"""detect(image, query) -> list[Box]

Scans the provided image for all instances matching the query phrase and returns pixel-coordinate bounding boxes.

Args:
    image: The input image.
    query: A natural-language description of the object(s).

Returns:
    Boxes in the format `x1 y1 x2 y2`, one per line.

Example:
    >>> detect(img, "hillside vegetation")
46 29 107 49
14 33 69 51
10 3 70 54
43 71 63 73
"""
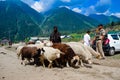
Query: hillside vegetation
0 0 43 41
41 7 100 35
62 23 120 42
0 0 120 42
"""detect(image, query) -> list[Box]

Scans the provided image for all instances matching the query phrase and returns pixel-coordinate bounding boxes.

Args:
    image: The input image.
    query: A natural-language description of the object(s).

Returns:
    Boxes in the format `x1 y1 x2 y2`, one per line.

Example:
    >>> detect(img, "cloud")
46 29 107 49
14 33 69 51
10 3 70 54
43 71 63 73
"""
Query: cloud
59 6 70 9
96 10 110 15
61 0 71 2
31 1 43 12
22 0 85 12
33 0 40 1
31 0 55 12
96 0 111 6
72 8 82 13
21 0 35 5
83 0 111 15
22 0 117 17
111 13 120 18
84 6 96 16
95 0 111 13
0 0 6 1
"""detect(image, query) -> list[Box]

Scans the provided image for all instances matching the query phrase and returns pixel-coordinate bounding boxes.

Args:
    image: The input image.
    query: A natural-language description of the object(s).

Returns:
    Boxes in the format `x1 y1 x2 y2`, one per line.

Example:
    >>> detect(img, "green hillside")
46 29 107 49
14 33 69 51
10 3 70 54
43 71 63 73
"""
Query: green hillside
41 7 100 35
0 1 120 42
89 14 120 25
0 0 43 41
12 0 44 25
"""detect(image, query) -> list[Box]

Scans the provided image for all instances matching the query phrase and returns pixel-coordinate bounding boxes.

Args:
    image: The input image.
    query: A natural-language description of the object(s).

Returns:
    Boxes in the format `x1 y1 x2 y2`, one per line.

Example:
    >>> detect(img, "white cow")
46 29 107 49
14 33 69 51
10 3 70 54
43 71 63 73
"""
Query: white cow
66 42 101 64
16 45 24 59
39 46 64 68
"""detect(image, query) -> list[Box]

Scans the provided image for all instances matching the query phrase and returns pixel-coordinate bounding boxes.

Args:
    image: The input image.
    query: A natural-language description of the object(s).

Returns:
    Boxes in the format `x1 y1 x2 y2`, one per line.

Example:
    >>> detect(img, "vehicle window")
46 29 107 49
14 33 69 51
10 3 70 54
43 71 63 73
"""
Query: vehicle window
111 35 119 40
119 35 120 38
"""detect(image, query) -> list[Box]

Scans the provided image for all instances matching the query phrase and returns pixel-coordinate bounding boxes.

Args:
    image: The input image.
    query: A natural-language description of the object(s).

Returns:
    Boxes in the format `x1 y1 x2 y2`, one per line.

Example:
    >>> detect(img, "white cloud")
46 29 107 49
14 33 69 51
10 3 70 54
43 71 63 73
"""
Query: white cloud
96 10 110 15
96 0 111 6
31 1 43 12
61 0 71 2
21 0 35 5
22 0 113 15
0 0 6 1
111 13 120 18
72 8 82 13
84 0 111 16
30 0 55 12
59 6 70 9
84 6 96 16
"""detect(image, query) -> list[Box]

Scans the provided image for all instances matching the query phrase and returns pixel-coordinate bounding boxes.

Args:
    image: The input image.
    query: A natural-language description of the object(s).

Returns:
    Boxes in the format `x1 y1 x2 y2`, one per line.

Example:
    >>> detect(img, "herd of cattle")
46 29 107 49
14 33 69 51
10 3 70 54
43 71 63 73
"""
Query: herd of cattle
14 40 102 68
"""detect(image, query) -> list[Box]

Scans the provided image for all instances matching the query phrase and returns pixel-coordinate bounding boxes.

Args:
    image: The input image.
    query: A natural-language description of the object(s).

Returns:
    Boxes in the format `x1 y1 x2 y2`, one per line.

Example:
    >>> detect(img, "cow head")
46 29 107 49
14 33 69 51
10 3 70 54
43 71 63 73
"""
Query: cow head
37 48 45 55
71 55 80 68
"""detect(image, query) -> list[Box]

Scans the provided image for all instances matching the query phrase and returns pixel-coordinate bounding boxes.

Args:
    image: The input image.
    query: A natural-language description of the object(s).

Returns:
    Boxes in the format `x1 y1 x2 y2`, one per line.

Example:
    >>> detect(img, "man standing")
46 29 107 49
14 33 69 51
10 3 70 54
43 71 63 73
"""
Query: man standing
50 26 61 43
83 31 91 46
95 24 106 59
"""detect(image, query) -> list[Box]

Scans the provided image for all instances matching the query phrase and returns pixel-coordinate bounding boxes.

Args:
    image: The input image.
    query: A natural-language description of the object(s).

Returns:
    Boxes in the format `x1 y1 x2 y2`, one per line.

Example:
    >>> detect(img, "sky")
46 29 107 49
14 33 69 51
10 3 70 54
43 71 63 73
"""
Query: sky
21 0 120 18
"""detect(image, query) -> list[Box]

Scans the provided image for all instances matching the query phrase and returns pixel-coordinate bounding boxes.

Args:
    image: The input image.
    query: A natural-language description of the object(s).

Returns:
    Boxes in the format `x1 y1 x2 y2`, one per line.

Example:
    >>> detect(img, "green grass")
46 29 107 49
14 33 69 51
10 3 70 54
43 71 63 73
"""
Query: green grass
62 33 84 42
61 32 95 42
108 53 120 59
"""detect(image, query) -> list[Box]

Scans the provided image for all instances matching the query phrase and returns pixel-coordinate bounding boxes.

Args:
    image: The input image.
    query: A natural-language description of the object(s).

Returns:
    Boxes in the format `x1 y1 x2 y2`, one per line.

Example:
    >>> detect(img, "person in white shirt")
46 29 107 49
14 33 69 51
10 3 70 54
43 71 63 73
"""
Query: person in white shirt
83 31 91 46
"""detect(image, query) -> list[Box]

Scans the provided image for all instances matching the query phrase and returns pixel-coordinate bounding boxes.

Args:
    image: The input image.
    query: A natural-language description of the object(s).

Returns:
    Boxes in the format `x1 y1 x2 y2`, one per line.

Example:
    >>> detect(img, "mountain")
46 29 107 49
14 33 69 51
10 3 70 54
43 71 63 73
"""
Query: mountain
0 0 44 41
89 14 120 25
12 0 44 25
41 7 100 35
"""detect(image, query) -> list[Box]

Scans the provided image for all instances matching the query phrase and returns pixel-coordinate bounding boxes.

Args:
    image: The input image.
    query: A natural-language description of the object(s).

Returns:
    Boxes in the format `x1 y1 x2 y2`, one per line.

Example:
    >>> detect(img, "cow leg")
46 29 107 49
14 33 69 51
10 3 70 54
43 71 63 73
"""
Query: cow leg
79 59 84 67
21 60 27 66
21 60 23 65
34 57 40 66
27 58 31 63
48 61 52 68
24 59 28 66
40 57 45 68
21 56 24 65
42 60 45 68
87 60 92 64
56 58 64 68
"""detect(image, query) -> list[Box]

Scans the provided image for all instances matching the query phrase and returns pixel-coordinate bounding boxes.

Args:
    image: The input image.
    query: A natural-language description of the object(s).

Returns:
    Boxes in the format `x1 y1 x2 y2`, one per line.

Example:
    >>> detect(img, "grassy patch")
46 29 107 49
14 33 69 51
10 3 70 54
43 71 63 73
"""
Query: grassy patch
62 32 95 42
107 53 120 59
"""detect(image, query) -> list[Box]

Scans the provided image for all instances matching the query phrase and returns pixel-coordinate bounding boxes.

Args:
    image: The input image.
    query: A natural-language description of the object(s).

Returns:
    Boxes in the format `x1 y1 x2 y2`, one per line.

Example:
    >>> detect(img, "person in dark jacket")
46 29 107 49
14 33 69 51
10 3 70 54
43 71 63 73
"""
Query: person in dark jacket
50 26 61 43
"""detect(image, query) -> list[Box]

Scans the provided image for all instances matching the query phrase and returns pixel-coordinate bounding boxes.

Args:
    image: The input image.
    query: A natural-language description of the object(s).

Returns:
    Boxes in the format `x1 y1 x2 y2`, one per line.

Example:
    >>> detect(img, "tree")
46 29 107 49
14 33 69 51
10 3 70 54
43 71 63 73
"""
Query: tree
111 21 114 29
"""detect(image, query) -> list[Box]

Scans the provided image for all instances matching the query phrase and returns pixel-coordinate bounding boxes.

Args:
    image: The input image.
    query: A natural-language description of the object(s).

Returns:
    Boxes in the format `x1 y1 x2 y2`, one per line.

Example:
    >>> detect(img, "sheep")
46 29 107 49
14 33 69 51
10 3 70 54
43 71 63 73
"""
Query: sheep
35 40 42 44
20 46 43 66
39 46 63 68
66 42 97 64
69 42 101 58
26 43 44 49
16 43 44 59
85 45 101 59
12 42 26 49
16 45 24 59
51 43 80 68
43 40 53 47
66 43 90 65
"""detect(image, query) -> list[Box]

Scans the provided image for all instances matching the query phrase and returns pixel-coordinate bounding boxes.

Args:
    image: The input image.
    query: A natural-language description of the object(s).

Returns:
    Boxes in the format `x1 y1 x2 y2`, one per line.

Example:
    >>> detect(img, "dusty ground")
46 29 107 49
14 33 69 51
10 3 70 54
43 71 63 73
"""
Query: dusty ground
0 46 120 80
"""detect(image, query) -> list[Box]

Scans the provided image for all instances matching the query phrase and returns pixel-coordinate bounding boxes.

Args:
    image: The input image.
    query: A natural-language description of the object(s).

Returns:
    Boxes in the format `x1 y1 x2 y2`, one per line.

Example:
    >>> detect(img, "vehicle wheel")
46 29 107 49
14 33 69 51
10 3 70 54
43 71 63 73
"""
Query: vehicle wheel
109 48 115 56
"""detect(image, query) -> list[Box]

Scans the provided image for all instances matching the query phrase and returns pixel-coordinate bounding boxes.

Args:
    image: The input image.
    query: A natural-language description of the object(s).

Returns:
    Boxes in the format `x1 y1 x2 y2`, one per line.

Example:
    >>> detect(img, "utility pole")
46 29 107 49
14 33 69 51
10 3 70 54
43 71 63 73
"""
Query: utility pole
8 28 11 41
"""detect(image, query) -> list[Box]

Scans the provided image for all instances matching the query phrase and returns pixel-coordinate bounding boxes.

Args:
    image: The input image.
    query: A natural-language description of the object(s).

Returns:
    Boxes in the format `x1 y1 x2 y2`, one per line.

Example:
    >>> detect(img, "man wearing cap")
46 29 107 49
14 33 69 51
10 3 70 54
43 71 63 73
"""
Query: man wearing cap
95 24 106 59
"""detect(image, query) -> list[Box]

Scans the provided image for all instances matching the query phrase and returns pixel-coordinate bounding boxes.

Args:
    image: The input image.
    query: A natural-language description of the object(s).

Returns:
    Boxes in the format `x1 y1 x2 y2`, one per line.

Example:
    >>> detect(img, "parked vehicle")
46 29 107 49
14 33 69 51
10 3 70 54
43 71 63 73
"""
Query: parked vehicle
92 33 120 56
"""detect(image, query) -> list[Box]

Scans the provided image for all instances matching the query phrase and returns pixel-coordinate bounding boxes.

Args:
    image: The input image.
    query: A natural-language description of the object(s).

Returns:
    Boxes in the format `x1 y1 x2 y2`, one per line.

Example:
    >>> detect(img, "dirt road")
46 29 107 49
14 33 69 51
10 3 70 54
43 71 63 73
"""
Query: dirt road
0 46 120 80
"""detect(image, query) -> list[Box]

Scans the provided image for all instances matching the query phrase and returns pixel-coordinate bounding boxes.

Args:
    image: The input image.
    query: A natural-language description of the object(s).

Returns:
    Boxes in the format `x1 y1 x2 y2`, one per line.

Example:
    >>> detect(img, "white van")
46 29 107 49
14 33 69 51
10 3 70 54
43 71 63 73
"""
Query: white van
107 33 120 55
92 33 120 56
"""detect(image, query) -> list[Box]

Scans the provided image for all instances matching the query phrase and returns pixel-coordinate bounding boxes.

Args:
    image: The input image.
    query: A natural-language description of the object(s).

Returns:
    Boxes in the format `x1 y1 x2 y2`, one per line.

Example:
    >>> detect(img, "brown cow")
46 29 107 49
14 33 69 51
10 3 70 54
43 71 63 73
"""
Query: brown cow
20 46 44 66
51 43 79 68
26 41 35 45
